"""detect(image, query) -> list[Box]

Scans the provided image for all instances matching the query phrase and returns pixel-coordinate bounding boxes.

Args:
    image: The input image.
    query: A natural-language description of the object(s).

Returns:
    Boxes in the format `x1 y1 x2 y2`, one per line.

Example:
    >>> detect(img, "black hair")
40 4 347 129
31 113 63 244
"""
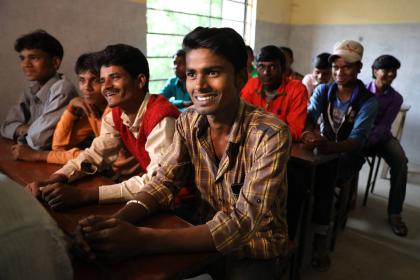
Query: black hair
174 49 186 58
372 55 401 70
74 52 101 75
257 45 286 70
246 45 254 56
313 52 331 69
99 44 149 92
279 46 293 59
182 27 247 73
14 29 63 59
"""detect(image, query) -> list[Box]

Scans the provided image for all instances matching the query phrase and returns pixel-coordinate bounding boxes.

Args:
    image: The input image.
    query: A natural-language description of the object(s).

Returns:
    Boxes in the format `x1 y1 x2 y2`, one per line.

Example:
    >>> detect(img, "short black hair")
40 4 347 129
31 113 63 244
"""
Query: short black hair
182 27 247 73
99 44 149 92
372 55 401 70
257 45 286 70
14 29 63 59
246 45 254 56
279 46 293 59
174 49 186 58
313 52 331 69
75 52 101 75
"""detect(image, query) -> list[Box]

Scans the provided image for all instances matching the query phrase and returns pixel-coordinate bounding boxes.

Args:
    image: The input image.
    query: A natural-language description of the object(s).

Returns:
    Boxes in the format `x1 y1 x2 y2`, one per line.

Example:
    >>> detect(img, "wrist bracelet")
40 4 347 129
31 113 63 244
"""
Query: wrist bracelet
300 130 313 141
126 200 150 215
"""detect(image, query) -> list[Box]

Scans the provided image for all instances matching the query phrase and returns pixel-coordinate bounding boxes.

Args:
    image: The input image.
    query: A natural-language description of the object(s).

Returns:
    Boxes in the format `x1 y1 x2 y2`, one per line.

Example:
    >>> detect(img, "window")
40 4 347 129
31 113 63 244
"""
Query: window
147 0 256 93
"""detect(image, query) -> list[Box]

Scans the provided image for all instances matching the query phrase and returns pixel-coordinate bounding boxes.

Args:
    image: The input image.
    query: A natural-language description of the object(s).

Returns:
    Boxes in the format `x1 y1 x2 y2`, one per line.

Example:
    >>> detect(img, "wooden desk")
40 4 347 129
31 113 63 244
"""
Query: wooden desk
288 143 338 276
0 138 220 279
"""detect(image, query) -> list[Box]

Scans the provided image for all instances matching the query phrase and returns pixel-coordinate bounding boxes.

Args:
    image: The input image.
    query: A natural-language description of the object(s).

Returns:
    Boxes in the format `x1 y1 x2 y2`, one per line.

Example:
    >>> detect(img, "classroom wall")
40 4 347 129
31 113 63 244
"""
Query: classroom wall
254 0 292 51
0 0 146 122
287 0 420 165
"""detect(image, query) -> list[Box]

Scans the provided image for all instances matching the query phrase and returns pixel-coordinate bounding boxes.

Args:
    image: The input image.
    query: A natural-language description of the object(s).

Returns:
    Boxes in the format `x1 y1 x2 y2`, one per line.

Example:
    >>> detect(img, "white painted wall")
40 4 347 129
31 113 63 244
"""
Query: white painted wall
0 0 146 121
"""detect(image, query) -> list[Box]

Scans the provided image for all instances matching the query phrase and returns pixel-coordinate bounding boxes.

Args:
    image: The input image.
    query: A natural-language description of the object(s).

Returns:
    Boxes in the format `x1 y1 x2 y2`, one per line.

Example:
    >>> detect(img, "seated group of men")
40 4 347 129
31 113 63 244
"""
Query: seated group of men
0 27 408 278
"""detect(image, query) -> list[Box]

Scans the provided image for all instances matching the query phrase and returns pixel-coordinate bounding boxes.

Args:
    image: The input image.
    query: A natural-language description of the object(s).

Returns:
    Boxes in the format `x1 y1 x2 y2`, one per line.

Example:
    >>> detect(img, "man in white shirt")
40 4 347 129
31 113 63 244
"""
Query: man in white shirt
26 44 179 210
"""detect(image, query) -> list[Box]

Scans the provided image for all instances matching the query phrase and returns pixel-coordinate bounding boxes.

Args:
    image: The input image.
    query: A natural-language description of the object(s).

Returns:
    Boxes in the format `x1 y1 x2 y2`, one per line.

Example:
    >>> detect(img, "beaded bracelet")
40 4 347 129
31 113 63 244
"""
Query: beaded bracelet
126 200 150 215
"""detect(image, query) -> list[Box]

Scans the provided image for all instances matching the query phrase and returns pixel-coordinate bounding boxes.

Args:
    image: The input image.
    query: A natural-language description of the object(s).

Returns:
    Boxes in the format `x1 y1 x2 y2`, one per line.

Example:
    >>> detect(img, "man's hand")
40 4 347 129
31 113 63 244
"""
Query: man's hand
11 144 48 161
68 96 100 119
40 183 99 210
78 215 143 263
25 173 68 198
301 130 324 150
71 224 97 262
15 124 29 138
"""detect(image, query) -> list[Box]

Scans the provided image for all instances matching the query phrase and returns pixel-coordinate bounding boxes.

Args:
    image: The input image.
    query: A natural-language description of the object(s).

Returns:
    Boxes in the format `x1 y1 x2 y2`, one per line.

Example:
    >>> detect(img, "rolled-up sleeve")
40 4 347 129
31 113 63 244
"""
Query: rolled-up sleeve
98 117 176 203
54 112 122 180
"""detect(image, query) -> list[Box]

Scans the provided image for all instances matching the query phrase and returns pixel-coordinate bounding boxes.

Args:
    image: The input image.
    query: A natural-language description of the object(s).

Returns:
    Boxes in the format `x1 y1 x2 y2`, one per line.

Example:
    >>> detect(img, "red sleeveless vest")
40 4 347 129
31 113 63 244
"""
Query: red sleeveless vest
112 95 180 172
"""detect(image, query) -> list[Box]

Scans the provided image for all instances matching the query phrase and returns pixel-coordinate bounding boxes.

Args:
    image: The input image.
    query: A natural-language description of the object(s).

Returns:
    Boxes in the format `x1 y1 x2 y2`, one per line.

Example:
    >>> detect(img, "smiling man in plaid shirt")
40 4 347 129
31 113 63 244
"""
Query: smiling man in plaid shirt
77 27 291 279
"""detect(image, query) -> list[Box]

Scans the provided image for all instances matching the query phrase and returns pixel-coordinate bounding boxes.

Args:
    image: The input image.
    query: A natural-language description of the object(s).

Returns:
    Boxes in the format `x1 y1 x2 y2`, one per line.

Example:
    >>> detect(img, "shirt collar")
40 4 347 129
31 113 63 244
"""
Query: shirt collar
328 80 360 104
177 78 187 91
260 75 290 99
30 73 61 102
367 80 393 96
195 100 245 143
195 100 245 159
121 93 151 129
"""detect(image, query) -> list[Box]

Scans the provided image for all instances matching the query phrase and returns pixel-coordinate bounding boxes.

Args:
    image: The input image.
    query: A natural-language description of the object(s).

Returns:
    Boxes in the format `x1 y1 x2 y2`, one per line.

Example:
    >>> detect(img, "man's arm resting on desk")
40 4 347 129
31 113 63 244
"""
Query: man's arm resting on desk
15 124 29 139
26 173 68 197
79 216 215 262
40 183 99 210
77 192 215 262
11 144 49 162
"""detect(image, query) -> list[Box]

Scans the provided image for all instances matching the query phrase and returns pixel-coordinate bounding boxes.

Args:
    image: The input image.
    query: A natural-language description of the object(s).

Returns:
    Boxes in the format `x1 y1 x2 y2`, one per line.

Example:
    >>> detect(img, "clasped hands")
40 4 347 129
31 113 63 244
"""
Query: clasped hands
301 131 334 154
72 215 144 263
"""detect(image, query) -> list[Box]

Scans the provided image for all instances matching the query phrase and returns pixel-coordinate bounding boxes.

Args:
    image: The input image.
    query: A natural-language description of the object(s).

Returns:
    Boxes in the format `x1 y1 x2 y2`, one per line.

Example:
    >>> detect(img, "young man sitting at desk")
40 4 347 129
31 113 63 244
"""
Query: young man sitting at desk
241 45 308 141
74 27 291 279
11 52 109 164
0 29 78 150
26 44 180 210
365 55 408 237
301 40 378 271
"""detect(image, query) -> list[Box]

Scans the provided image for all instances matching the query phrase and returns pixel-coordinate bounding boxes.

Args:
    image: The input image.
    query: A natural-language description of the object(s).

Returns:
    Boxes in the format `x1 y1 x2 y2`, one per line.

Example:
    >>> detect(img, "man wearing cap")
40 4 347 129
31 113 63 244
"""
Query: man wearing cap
302 52 332 99
301 40 378 271
365 55 408 237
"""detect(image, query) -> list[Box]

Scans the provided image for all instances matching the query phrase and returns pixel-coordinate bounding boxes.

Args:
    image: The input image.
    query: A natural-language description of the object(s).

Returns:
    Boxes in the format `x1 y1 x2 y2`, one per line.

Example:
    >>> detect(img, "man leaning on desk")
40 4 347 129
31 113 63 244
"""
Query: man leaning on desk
301 40 378 271
73 27 291 280
26 44 179 209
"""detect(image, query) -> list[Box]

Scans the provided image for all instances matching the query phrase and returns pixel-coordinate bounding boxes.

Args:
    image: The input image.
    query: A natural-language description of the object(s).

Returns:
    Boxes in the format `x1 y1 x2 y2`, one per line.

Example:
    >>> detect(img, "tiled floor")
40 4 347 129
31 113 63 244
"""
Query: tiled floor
303 162 420 280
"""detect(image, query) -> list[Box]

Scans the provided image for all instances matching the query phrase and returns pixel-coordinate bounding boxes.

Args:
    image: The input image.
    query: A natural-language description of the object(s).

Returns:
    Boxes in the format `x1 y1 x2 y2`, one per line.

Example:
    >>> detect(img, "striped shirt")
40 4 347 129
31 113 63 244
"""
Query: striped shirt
141 100 291 259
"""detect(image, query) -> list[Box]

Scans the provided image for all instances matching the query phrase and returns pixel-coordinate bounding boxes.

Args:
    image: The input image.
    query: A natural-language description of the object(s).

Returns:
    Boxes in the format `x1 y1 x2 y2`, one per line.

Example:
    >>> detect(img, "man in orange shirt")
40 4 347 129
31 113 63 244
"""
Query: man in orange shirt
11 52 109 164
241 45 308 141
